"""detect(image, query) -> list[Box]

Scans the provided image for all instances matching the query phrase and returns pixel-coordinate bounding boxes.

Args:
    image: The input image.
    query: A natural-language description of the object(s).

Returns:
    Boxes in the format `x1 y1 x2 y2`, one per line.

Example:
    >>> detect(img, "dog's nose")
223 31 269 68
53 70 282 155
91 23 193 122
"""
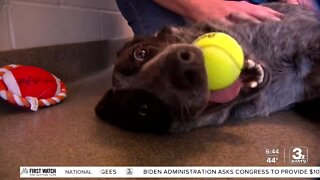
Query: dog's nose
177 49 194 62
168 47 204 89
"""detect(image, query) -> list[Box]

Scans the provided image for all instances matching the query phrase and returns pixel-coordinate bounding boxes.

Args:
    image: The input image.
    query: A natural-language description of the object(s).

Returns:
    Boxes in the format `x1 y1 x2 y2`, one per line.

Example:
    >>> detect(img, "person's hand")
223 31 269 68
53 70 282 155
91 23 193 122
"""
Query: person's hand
154 0 284 26
189 0 283 25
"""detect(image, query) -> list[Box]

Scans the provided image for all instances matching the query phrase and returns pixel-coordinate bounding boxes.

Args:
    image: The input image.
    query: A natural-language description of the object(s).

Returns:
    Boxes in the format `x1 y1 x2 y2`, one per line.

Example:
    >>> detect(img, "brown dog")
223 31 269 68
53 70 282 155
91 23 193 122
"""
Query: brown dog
96 3 320 133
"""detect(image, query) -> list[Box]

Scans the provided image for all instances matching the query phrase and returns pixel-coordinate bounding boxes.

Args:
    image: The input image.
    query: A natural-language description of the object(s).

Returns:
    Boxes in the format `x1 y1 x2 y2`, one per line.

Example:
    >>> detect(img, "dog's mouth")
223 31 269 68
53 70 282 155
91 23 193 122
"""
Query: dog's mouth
206 59 265 106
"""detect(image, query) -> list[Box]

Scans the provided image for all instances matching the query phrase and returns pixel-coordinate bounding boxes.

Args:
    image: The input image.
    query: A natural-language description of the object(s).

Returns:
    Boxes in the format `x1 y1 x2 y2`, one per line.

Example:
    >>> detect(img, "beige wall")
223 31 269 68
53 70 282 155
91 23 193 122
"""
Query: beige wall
0 0 133 51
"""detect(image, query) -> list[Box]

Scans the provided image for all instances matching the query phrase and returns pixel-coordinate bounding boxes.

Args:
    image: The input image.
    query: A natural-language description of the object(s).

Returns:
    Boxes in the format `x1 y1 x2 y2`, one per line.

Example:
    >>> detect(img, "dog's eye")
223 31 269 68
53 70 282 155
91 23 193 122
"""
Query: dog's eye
133 48 147 61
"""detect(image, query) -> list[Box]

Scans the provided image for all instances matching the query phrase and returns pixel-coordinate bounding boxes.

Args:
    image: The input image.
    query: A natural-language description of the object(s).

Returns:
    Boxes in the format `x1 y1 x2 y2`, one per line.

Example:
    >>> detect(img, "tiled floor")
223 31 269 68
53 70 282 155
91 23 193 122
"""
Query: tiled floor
1 67 320 179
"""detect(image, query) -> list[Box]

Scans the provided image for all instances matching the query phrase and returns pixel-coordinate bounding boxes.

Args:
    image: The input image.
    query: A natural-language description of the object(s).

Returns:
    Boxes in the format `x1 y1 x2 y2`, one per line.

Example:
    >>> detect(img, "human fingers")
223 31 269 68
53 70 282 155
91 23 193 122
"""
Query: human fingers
217 17 234 27
228 12 262 24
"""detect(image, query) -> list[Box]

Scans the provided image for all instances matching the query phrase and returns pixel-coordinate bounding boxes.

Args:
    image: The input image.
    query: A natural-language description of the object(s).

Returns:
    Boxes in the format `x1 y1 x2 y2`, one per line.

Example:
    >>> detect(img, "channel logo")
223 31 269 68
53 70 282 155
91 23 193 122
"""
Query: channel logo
289 147 308 164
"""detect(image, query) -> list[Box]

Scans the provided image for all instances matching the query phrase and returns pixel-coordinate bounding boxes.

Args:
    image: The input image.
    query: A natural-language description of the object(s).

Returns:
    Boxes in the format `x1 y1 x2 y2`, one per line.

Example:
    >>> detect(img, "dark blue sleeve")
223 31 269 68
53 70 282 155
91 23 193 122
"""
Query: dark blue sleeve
116 0 187 36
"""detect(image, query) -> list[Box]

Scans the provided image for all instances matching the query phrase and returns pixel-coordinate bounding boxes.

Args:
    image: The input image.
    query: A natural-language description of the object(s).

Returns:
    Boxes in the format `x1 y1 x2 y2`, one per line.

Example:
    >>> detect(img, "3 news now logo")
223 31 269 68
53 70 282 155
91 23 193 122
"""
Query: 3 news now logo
289 147 308 164
20 167 57 177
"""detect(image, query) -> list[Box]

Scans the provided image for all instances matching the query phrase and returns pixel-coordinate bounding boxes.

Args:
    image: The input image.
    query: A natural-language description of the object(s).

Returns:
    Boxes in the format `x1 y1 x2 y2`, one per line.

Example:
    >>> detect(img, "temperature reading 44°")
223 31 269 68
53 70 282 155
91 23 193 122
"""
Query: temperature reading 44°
266 157 279 164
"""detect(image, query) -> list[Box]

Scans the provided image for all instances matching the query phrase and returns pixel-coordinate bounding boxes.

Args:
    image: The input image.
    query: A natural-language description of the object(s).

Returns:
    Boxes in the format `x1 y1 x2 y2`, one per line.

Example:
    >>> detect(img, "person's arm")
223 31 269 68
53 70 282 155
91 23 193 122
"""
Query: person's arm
153 0 283 25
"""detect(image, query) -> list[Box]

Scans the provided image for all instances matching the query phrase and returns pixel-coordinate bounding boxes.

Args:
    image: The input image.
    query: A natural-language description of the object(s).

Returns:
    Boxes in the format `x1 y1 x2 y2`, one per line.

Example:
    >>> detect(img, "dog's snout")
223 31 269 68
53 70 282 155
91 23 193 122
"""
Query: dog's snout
167 46 205 89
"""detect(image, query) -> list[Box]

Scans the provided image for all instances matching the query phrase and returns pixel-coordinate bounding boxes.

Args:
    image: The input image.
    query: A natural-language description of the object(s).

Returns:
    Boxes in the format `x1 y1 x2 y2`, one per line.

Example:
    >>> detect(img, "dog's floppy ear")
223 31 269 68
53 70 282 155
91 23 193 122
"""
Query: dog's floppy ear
95 89 173 133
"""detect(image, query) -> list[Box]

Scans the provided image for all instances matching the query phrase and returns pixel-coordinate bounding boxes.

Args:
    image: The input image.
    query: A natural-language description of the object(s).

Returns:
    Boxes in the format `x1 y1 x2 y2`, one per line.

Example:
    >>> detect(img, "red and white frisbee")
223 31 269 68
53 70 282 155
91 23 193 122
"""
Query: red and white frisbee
0 64 67 111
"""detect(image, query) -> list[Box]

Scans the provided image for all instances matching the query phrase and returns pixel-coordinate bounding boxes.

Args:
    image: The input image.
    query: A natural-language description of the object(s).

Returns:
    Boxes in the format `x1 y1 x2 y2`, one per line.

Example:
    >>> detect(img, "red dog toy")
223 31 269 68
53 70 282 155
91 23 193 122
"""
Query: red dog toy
0 64 67 111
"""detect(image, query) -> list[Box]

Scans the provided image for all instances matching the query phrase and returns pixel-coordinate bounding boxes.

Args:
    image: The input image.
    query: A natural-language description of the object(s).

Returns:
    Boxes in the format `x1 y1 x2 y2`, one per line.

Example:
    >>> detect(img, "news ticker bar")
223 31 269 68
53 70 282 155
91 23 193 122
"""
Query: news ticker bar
20 166 320 178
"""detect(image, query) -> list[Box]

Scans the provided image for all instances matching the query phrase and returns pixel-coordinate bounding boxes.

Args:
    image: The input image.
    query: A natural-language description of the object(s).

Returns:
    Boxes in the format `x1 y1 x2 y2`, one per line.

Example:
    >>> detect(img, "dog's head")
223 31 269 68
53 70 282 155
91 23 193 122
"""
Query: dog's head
96 27 268 133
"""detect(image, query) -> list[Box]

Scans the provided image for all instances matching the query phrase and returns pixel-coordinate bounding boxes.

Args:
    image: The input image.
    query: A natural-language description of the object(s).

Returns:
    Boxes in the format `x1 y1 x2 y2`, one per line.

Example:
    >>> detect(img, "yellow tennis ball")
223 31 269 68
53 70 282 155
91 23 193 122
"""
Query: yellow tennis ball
193 32 244 90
